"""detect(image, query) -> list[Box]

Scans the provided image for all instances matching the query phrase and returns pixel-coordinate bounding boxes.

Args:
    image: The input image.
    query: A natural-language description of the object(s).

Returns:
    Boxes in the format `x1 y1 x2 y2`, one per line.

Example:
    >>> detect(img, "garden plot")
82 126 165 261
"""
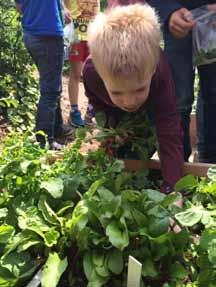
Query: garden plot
0 132 215 287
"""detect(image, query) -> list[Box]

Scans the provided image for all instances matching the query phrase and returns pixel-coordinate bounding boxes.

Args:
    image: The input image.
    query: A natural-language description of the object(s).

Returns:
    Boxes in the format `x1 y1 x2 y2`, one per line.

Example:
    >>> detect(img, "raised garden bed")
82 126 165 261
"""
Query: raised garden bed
0 133 215 287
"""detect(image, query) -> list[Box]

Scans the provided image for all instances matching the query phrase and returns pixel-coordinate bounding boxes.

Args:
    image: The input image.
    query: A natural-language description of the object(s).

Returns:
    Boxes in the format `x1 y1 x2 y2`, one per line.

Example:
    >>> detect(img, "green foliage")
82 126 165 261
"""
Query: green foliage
0 1 38 131
174 174 216 286
0 133 216 286
194 48 216 66
91 111 158 160
41 252 68 287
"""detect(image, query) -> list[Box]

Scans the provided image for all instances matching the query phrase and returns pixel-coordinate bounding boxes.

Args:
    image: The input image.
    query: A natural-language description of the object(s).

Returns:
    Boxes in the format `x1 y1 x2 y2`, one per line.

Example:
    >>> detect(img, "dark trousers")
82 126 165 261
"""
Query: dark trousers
163 32 195 161
24 34 64 145
199 63 216 162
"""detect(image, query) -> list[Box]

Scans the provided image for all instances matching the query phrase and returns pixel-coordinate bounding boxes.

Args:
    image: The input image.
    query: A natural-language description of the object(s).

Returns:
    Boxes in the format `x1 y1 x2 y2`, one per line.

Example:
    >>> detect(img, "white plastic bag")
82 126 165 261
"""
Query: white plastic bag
192 6 216 66
64 22 75 48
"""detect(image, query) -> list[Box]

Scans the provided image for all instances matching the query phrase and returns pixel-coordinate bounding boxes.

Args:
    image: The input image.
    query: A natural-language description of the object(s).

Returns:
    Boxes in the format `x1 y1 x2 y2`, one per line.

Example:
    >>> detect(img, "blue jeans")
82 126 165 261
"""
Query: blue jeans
196 90 204 159
24 34 64 145
164 31 216 162
198 62 216 162
164 32 195 161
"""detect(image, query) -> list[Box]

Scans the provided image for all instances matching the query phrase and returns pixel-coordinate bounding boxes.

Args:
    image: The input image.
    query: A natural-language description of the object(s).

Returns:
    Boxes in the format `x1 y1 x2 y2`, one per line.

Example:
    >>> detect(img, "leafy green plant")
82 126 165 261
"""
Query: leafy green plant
88 111 158 160
174 173 216 286
194 48 216 66
0 0 38 131
0 132 215 287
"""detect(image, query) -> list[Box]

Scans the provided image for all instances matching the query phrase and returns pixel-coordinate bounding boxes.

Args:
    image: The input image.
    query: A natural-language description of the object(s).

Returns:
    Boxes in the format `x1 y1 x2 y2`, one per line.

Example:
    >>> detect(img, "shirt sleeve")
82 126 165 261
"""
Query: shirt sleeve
152 52 184 189
107 0 183 29
107 0 183 28
108 0 145 8
146 0 183 30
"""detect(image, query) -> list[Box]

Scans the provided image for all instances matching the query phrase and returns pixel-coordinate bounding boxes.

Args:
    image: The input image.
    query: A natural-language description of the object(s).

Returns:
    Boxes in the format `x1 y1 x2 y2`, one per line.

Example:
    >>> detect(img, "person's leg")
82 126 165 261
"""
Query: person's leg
68 61 83 106
196 88 205 161
198 62 216 163
163 32 195 161
68 42 85 127
82 43 96 126
24 34 64 147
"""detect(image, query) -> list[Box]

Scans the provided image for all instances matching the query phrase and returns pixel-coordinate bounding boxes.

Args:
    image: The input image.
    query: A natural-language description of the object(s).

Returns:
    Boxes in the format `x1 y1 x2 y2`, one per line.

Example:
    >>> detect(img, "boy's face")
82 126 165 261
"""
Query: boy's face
104 75 153 112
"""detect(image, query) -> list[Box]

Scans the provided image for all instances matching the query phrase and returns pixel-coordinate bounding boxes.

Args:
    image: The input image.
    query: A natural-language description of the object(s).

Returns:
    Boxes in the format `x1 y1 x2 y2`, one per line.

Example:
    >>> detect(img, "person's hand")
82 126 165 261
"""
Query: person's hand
160 181 173 194
208 4 216 12
64 8 72 24
169 8 196 38
173 192 183 208
160 182 183 206
100 136 117 156
169 192 183 233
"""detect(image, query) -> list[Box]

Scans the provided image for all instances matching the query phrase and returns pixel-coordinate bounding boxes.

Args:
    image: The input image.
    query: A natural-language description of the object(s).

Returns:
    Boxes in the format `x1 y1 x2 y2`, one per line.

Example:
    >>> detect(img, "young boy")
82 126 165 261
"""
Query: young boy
83 4 184 193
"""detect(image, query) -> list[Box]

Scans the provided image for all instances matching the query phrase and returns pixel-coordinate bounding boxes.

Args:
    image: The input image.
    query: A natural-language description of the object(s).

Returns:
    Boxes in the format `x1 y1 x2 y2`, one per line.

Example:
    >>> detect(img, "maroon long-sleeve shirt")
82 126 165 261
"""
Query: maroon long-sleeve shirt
83 52 184 190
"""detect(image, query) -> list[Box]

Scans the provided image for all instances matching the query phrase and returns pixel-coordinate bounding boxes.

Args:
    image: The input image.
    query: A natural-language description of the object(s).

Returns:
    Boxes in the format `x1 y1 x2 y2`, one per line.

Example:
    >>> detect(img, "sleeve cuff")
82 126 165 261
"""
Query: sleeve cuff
160 181 173 194
157 2 183 31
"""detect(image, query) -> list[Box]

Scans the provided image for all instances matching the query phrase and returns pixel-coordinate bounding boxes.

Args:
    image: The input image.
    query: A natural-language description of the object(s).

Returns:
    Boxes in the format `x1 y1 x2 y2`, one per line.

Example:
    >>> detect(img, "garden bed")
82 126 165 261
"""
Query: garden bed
124 159 213 177
0 133 215 287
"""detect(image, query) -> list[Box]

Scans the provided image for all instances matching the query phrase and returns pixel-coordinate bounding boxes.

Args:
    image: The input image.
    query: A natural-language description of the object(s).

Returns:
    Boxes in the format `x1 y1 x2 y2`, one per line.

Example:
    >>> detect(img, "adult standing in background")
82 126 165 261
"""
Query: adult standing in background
15 0 73 150
148 0 216 163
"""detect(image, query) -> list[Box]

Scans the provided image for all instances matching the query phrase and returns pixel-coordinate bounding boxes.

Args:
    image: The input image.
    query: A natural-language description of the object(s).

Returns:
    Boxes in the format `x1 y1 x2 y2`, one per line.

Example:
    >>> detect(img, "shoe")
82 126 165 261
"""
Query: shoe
69 110 84 127
55 124 74 138
84 109 96 127
50 141 64 151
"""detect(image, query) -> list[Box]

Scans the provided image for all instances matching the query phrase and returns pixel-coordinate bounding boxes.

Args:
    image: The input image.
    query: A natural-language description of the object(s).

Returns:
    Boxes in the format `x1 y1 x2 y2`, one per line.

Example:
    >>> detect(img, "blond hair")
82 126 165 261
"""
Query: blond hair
87 4 161 82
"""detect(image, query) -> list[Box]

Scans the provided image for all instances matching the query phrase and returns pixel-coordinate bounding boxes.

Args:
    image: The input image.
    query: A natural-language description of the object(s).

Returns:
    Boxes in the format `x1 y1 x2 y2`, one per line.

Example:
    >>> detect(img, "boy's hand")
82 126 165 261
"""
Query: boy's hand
100 136 117 156
169 192 183 234
169 8 195 38
160 181 173 194
160 183 183 207
173 192 183 208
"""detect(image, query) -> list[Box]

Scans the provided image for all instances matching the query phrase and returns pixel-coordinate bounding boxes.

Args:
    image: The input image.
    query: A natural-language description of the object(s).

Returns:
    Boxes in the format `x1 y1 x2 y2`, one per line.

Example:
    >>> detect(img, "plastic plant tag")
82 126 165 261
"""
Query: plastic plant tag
26 268 42 287
192 5 216 66
127 256 142 287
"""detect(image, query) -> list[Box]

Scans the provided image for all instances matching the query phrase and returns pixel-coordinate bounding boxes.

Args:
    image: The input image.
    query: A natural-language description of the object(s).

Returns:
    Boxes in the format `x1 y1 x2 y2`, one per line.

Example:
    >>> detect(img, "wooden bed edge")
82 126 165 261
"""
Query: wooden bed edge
123 159 214 177
46 153 214 177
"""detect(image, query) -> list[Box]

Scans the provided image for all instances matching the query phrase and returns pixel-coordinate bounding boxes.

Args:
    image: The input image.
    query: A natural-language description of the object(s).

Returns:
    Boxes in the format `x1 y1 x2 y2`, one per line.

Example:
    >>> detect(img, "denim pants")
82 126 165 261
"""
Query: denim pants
163 32 195 161
198 62 216 162
24 34 64 145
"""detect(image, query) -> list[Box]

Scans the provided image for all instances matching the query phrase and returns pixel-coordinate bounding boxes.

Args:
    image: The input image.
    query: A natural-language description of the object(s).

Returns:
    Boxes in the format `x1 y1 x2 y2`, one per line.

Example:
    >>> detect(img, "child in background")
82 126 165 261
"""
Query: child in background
83 4 184 193
16 0 73 150
64 0 100 127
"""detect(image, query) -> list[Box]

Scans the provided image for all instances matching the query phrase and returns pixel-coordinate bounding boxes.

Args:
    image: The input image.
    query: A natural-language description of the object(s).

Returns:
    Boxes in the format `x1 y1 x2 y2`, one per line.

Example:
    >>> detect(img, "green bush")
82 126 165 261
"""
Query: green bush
0 0 38 131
